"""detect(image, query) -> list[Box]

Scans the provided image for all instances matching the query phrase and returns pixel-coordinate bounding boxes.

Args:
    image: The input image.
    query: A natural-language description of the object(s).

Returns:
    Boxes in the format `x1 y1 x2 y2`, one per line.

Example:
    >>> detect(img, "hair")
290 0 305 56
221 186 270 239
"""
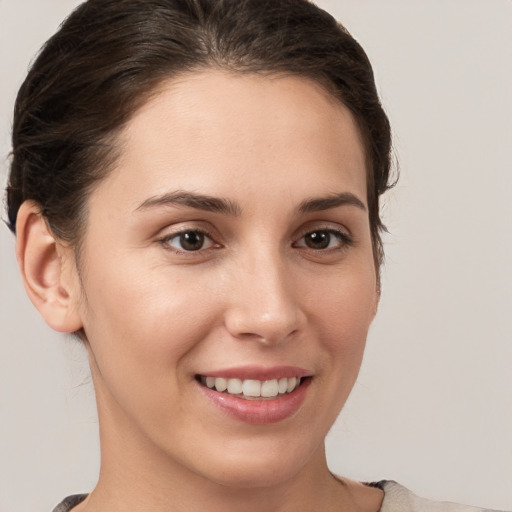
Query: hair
6 0 394 271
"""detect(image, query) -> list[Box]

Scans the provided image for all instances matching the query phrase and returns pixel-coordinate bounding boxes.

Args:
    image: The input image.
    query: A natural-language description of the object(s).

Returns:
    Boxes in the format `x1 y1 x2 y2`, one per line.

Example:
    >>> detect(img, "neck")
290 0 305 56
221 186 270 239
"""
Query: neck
83 428 347 512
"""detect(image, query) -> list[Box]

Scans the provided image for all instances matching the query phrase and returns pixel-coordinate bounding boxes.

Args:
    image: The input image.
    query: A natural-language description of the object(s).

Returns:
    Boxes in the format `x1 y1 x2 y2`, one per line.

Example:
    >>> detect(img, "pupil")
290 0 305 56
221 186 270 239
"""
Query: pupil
306 231 330 249
180 231 204 251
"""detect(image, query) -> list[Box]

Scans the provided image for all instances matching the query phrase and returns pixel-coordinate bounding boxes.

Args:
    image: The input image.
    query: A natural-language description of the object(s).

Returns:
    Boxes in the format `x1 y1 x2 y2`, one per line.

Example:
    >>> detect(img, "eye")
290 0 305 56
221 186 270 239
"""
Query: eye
294 229 352 250
162 230 216 252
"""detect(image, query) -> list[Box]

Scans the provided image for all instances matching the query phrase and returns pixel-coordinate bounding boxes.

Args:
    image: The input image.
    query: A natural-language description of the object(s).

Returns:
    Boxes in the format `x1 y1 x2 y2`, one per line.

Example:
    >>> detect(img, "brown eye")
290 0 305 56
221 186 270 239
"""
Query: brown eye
164 230 214 252
304 231 331 249
295 229 351 250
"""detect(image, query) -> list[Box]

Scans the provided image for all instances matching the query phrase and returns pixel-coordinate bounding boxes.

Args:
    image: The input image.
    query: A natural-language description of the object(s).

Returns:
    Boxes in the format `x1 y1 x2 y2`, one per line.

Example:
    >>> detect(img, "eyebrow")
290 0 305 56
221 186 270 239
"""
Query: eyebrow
298 192 366 213
135 190 366 216
135 190 242 216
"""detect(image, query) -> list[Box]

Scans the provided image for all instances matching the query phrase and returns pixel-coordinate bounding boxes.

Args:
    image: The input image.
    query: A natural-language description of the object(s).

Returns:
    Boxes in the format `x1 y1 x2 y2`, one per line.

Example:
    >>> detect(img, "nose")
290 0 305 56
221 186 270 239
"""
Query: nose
224 250 305 345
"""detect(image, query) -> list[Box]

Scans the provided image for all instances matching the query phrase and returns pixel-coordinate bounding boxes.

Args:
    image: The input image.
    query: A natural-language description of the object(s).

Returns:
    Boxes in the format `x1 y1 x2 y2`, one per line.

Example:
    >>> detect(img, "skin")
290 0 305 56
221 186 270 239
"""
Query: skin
17 71 383 511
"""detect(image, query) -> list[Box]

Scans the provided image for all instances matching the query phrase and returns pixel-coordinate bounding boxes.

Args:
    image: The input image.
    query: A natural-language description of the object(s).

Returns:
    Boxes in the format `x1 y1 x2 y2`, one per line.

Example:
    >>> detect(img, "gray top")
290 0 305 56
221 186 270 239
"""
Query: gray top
52 481 507 512
53 494 87 512
378 481 505 512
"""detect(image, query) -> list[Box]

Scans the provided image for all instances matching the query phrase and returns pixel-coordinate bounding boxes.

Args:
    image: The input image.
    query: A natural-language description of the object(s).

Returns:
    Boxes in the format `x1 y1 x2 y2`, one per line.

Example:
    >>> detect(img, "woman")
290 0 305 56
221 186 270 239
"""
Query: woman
2 1 510 511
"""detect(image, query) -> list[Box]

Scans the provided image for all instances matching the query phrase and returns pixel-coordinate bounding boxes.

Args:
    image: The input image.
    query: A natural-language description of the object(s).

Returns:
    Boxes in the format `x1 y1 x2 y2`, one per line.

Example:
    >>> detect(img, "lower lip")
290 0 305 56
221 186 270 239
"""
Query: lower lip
198 379 311 425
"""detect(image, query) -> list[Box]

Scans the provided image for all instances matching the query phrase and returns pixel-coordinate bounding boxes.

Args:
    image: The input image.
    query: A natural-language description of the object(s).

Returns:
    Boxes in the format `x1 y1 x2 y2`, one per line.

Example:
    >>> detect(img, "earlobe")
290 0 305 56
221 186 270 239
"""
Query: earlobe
15 201 83 333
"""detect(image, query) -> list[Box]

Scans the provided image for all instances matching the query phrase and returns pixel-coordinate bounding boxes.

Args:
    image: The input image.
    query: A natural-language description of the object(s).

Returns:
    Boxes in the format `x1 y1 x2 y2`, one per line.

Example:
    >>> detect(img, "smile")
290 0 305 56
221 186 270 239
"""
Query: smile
198 376 302 399
195 366 312 423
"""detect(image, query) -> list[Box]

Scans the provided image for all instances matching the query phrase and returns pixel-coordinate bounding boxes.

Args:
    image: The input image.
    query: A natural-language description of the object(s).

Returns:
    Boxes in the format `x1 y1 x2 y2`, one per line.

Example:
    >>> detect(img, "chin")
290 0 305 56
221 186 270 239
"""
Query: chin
184 436 318 490
205 460 302 489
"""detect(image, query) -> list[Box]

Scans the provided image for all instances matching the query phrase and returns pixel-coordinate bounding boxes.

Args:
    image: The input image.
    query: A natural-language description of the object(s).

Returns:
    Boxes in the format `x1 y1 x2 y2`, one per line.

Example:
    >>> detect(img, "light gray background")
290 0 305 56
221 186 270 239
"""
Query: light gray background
1 1 511 511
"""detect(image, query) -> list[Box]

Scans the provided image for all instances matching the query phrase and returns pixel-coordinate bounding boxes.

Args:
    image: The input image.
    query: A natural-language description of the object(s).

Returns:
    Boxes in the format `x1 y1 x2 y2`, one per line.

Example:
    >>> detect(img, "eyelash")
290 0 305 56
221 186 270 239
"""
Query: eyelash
158 226 353 255
293 228 354 252
159 228 218 254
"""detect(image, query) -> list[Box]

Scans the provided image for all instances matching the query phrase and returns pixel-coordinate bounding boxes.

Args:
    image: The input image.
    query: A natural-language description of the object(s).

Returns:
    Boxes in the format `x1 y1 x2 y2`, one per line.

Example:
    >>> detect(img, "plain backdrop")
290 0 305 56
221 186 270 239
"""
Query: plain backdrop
1 1 511 511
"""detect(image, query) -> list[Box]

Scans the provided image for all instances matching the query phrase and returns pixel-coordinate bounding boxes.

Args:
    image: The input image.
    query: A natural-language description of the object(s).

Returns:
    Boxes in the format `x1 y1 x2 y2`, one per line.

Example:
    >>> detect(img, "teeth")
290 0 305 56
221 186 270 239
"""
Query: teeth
227 378 242 394
214 377 227 392
203 376 303 398
261 379 279 397
287 377 297 392
278 377 288 394
242 379 261 397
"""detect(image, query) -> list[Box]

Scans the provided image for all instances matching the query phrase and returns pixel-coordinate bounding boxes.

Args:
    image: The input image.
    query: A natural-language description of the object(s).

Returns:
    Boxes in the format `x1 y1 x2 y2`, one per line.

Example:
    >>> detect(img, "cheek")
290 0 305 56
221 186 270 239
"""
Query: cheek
301 260 377 404
304 263 377 343
78 261 229 438
78 256 223 387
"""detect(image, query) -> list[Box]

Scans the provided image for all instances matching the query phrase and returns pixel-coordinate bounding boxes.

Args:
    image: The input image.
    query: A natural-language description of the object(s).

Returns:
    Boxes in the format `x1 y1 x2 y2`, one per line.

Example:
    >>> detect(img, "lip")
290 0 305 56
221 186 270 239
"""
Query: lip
198 365 312 380
196 366 312 425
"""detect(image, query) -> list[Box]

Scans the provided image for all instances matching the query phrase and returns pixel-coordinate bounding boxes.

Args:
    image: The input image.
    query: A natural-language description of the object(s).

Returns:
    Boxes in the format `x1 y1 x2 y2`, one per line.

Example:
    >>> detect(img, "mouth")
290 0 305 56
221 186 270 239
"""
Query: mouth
196 375 308 400
195 366 312 423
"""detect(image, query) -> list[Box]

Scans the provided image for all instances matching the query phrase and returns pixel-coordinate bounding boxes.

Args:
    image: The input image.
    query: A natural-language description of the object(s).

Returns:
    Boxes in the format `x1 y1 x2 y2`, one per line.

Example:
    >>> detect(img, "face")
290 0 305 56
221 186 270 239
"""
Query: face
71 70 378 487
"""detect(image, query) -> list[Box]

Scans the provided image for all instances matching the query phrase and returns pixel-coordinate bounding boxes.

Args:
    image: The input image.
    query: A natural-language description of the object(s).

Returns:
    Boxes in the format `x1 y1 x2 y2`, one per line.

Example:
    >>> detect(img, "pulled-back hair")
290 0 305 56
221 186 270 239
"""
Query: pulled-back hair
6 0 393 268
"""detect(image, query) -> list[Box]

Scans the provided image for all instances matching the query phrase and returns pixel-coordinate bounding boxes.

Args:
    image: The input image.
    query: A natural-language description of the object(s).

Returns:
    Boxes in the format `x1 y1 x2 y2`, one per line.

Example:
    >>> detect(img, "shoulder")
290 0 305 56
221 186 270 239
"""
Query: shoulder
51 483 509 512
376 481 507 512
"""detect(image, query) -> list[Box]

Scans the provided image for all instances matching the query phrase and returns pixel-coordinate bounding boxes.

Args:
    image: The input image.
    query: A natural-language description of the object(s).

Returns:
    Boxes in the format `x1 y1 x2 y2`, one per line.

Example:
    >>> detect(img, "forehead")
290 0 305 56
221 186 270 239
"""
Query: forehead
92 70 367 212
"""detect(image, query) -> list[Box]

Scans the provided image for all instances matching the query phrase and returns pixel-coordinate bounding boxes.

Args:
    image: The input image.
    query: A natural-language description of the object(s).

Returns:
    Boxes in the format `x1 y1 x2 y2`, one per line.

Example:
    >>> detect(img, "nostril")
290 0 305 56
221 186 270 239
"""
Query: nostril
224 306 303 346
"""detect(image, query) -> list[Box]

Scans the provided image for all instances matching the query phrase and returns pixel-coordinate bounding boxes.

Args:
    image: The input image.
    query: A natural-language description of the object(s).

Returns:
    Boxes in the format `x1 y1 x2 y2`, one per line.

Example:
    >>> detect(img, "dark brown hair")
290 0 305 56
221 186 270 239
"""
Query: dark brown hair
6 0 393 268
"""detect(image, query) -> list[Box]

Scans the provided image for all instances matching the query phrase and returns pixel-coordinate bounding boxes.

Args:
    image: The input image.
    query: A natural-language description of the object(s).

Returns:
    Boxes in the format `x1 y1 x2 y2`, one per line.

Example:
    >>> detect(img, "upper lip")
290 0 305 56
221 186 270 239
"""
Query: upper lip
197 365 312 380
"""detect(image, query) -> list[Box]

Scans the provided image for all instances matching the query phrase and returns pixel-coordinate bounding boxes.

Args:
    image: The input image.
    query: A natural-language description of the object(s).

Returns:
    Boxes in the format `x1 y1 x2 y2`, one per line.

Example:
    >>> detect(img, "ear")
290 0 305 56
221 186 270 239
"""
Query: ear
15 201 83 333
